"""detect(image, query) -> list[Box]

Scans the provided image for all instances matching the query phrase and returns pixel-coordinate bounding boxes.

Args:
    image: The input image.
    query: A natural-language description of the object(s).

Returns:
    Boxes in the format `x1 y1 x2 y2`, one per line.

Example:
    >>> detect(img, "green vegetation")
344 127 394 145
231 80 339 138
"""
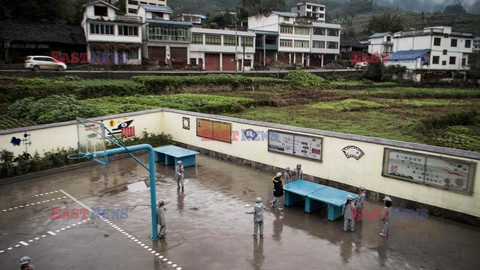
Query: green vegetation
311 99 388 111
8 95 103 124
0 132 172 179
86 94 268 115
285 71 325 88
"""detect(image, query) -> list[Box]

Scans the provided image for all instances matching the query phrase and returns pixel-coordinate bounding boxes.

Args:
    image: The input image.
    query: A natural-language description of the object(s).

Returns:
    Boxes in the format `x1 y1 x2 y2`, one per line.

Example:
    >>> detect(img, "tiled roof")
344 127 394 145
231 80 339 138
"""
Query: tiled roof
386 49 430 61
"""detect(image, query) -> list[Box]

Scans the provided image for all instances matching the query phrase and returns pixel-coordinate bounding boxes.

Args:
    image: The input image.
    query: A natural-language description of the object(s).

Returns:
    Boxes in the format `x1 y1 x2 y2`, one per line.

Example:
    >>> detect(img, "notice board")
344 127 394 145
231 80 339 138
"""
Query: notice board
196 118 232 143
196 118 213 139
268 130 323 161
382 148 476 194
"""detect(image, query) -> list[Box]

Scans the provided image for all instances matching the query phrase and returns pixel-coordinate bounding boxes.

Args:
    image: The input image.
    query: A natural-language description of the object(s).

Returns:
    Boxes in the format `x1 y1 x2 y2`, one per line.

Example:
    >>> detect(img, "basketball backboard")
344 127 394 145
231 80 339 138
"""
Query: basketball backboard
76 118 107 166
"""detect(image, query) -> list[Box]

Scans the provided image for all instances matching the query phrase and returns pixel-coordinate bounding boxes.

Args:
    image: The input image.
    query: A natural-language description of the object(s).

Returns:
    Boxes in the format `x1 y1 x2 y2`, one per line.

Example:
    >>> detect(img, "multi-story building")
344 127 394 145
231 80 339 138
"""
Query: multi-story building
291 1 326 22
367 32 393 55
126 0 167 15
173 14 206 27
248 10 340 67
138 4 192 68
190 28 255 71
383 26 473 70
81 0 143 65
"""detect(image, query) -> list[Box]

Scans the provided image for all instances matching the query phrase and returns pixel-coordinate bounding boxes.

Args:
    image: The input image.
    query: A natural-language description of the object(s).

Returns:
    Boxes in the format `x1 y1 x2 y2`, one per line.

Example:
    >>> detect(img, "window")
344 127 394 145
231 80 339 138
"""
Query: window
94 6 108 16
294 27 309 35
283 17 290 22
312 40 325 48
443 50 448 55
313 28 325 35
434 37 441 46
241 37 254 47
449 56 456 65
465 40 472 48
386 36 391 42
451 39 457 47
205 34 221 45
265 36 276 45
190 58 197 65
442 61 447 65
128 8 137 13
280 26 293 34
128 0 139 4
462 58 466 66
223 36 235 46
192 33 203 44
307 5 311 9
327 29 339 36
90 24 114 35
432 56 440 64
148 25 191 42
129 48 139 60
280 39 292 47
327 41 338 49
294 40 309 48
118 25 138 36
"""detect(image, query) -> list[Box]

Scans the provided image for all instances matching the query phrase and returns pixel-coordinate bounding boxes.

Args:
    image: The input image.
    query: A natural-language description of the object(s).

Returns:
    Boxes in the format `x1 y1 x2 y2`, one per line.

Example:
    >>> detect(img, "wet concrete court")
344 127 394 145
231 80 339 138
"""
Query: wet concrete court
1 154 480 270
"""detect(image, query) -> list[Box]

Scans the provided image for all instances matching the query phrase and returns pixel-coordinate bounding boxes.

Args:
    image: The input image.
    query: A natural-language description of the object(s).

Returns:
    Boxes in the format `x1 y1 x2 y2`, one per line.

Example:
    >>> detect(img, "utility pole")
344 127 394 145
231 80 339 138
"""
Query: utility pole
234 20 238 75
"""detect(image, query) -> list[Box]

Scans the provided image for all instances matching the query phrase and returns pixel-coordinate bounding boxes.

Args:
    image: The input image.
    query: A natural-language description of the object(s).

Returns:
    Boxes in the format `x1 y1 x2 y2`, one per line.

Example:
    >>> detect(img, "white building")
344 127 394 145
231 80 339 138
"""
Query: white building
291 1 326 22
126 0 167 15
367 32 393 55
473 37 480 53
81 0 143 65
190 28 255 71
248 11 340 67
383 26 473 71
173 14 206 26
138 4 192 68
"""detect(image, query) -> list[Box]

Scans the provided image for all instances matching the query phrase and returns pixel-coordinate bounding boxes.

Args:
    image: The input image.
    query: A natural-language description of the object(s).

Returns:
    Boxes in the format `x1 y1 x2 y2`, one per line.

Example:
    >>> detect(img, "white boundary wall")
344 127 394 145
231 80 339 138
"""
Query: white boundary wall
1 108 479 218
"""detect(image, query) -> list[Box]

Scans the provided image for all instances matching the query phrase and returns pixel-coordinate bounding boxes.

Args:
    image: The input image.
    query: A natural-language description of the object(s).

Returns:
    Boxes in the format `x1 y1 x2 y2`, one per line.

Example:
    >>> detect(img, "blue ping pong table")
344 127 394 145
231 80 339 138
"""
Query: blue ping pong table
306 187 358 221
283 180 358 221
153 145 199 167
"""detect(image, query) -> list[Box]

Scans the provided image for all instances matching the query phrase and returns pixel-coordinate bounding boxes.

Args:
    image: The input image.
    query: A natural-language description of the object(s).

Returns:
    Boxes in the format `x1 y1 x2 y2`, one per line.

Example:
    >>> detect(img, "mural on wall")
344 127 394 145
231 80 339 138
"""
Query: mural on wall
268 130 323 161
108 119 135 138
342 145 365 160
10 132 32 159
382 148 476 194
183 117 190 130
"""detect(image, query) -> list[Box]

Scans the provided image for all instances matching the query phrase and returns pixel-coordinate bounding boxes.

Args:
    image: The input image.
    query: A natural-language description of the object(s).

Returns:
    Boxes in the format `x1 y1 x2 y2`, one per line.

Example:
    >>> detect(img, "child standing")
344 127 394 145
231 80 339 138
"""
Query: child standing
176 160 184 189
342 195 355 232
284 166 293 184
246 197 265 238
20 256 36 270
355 186 366 221
269 172 284 211
157 200 167 239
379 196 392 237
293 163 303 181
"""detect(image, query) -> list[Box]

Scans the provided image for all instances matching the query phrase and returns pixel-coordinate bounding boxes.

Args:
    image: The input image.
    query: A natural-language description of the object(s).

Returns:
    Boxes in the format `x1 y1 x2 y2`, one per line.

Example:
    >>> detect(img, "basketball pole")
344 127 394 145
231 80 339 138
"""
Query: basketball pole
87 144 159 240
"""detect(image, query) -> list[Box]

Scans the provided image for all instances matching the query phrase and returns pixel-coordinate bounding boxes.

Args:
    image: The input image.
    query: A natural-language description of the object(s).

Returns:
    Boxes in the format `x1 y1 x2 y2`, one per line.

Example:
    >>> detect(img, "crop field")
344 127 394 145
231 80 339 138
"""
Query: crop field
1 74 479 152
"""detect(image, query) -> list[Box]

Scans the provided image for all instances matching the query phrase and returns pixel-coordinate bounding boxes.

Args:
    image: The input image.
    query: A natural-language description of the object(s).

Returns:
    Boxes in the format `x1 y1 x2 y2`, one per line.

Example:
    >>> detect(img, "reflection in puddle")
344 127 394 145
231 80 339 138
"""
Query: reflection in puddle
127 181 148 192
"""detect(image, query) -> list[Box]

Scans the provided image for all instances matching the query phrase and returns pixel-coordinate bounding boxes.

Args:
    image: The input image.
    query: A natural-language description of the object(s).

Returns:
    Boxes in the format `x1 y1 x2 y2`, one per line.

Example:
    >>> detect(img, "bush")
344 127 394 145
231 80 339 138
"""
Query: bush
364 62 386 82
8 95 104 124
285 70 325 88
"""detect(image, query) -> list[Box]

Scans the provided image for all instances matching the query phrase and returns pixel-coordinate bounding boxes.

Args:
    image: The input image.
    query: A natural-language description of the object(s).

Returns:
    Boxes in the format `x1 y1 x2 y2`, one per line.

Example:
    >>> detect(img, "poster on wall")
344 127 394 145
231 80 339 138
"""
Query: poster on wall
268 130 322 161
268 130 294 155
293 134 322 160
196 118 213 139
382 148 476 194
213 121 232 143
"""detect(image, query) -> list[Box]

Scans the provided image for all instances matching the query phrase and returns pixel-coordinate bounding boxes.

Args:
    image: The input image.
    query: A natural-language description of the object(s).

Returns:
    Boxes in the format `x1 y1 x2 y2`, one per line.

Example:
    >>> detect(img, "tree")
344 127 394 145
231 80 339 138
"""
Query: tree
472 0 480 14
241 0 285 16
444 4 467 14
0 0 77 25
365 13 404 35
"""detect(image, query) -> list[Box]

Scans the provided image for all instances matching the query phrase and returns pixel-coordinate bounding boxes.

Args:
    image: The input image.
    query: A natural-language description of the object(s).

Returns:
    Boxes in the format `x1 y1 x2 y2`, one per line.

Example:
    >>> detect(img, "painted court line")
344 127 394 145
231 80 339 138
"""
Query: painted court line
59 189 182 269
32 190 59 197
1 197 67 213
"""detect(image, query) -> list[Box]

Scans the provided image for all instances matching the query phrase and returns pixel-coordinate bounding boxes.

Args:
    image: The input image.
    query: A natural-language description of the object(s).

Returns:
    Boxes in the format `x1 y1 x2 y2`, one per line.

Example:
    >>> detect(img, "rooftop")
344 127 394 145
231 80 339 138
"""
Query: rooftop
140 4 173 13
369 32 391 39
274 11 298 18
148 19 192 26
0 23 86 45
386 49 431 61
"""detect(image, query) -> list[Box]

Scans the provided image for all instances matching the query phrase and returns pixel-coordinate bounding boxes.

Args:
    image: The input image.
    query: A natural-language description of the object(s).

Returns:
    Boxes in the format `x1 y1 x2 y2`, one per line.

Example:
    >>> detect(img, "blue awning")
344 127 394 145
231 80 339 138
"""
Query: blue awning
141 5 173 13
386 49 430 61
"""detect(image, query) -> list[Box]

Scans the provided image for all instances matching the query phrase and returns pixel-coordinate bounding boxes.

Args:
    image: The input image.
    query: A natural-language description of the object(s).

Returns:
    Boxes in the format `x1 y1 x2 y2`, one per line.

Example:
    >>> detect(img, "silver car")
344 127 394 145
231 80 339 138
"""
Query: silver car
24 56 67 71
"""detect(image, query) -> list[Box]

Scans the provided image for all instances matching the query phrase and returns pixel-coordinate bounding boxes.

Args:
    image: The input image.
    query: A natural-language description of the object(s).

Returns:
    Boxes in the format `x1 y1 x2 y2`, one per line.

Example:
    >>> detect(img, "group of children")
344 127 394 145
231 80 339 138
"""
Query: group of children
342 186 392 237
247 168 392 239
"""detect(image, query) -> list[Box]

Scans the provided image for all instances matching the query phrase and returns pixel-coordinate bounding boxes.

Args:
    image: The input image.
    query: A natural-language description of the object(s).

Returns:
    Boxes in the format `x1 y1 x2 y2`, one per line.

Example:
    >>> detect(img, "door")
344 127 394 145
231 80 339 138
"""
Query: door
148 46 166 63
205 53 220 71
170 47 188 69
222 54 236 71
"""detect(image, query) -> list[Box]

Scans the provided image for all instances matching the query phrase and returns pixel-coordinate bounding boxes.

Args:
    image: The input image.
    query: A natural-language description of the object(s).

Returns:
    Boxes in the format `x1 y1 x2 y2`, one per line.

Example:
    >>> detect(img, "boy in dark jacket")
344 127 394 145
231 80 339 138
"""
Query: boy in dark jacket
269 172 284 211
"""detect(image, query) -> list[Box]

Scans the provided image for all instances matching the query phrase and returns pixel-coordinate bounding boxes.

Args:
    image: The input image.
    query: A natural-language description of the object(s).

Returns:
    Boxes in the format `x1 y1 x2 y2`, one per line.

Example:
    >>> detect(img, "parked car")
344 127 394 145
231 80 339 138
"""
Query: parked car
354 62 368 70
24 56 67 71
